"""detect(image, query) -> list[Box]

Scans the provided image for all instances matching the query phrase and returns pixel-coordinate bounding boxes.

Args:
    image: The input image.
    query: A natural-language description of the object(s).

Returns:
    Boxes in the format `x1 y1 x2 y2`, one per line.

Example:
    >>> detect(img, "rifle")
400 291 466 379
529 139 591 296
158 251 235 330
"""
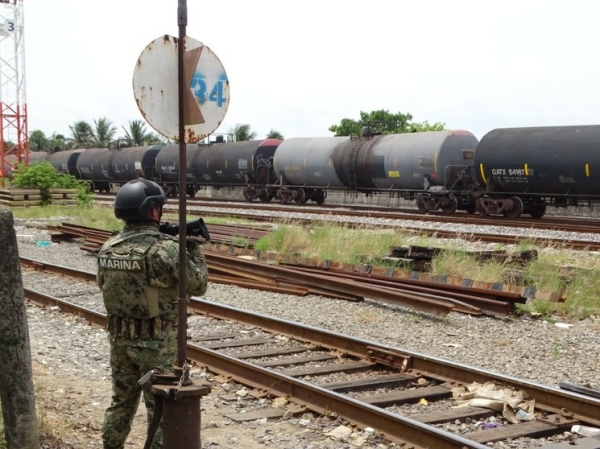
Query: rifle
159 218 211 242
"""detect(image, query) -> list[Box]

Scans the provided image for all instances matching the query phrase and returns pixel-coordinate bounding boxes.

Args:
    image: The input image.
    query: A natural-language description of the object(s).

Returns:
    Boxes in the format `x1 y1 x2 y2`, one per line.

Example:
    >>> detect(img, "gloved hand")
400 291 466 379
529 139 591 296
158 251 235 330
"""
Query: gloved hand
186 238 201 251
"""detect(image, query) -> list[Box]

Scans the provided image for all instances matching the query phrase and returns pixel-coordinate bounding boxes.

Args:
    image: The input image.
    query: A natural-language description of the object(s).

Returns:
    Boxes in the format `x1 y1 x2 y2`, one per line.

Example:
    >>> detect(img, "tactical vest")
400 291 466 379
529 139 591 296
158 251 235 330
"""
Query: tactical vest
98 231 177 322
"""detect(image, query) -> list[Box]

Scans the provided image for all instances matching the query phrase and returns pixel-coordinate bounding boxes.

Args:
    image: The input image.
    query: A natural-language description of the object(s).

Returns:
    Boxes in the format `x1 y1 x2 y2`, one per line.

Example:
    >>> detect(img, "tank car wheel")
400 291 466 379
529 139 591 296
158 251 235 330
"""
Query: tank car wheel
315 195 325 205
416 198 427 213
440 198 458 214
464 202 477 214
502 196 524 218
187 185 197 198
259 192 273 203
166 185 178 198
243 189 254 202
529 202 546 219
294 189 306 204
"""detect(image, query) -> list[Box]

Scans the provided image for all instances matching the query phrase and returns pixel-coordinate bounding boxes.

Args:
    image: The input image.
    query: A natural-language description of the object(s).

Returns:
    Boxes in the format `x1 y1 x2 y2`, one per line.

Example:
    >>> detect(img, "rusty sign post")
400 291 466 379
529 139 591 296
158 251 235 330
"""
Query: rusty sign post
132 2 230 446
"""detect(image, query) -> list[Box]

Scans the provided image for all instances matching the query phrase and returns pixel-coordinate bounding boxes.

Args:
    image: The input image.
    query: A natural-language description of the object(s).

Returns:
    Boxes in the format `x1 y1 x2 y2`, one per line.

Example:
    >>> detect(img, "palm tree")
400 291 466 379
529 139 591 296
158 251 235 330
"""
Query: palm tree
67 120 93 149
48 133 67 153
91 117 117 148
148 132 169 145
121 120 154 146
229 123 257 141
266 129 284 140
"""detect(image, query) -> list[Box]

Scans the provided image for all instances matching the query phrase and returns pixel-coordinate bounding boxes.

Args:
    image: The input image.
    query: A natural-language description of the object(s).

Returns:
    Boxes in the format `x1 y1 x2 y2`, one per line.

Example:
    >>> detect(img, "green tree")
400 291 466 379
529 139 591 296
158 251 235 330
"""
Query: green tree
91 117 117 148
229 123 257 141
67 120 93 149
407 121 446 133
1 140 16 151
29 130 49 152
266 129 284 140
328 109 445 136
48 133 68 154
121 120 155 146
147 132 169 145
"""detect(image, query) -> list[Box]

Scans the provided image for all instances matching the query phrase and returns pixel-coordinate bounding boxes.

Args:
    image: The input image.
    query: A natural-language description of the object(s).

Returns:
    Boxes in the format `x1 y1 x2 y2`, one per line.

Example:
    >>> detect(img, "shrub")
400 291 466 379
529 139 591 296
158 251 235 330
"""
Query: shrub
11 161 93 206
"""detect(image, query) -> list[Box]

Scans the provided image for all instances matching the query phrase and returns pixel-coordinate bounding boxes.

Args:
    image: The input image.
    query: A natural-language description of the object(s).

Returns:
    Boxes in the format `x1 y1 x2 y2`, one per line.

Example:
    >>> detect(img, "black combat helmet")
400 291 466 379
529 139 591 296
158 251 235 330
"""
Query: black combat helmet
114 178 167 221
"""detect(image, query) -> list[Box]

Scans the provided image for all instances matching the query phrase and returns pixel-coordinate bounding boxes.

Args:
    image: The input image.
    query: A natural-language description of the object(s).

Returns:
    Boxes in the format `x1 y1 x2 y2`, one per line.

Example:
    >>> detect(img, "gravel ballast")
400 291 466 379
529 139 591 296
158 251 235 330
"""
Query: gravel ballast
13 221 600 448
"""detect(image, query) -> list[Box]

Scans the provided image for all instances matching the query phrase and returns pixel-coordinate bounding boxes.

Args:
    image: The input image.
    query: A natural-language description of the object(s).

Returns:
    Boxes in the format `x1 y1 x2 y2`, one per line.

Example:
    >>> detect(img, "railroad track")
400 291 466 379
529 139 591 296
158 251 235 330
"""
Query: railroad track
39 225 538 317
91 196 600 252
94 193 600 234
20 260 600 449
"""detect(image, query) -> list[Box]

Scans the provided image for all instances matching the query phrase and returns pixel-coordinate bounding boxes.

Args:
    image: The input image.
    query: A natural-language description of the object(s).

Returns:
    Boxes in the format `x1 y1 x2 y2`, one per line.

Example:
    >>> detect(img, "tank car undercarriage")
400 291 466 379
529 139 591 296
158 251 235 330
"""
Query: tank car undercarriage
243 186 273 203
274 187 326 205
474 196 547 219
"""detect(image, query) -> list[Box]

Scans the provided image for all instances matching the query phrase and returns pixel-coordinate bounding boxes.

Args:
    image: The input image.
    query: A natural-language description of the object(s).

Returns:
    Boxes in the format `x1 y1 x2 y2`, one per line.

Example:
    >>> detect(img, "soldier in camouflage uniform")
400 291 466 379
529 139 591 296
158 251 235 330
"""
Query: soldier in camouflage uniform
97 178 208 449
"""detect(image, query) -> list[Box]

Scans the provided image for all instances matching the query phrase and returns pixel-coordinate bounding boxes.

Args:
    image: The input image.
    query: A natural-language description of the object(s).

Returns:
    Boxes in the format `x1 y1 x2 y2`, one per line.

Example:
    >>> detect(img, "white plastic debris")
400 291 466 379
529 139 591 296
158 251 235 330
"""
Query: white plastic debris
572 425 600 437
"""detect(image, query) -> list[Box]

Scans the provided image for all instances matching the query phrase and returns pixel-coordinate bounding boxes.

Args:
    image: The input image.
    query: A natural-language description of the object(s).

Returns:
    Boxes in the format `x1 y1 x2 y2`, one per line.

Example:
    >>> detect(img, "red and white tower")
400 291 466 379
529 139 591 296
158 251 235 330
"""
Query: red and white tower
0 0 27 183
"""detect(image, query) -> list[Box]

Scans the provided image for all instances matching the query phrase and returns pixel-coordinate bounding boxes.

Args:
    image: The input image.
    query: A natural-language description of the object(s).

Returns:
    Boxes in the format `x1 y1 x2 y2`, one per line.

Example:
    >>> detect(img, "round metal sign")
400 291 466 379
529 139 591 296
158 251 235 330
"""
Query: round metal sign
133 35 230 143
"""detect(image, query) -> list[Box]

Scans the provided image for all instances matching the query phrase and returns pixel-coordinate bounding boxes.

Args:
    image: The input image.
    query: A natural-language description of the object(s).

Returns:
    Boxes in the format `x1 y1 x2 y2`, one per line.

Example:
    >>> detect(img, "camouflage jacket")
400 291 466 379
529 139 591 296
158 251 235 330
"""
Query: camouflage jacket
97 221 208 325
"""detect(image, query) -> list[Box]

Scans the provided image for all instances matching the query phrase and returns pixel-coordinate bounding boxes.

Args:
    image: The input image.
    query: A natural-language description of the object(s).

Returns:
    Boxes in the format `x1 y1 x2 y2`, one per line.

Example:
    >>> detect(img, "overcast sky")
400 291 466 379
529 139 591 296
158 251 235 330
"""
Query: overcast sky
21 0 600 141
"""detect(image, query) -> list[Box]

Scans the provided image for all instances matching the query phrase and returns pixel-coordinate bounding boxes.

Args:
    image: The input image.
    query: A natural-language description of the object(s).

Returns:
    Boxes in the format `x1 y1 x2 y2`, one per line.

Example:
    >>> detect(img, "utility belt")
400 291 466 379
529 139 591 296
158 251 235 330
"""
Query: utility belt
106 315 176 340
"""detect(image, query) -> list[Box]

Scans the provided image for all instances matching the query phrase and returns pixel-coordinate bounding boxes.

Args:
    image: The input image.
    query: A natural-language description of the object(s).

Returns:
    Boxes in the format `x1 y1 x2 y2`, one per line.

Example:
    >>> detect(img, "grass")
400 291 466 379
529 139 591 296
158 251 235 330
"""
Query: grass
8 203 600 320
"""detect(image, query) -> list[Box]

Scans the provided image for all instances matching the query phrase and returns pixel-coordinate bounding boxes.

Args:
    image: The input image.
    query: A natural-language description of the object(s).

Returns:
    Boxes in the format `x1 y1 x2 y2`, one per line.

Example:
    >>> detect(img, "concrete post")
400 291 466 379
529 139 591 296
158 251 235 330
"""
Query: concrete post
0 208 39 448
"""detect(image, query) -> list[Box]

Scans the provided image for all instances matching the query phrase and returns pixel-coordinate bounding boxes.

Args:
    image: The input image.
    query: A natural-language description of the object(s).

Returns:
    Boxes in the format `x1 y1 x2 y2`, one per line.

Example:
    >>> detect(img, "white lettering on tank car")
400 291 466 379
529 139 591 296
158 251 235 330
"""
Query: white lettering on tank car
160 165 176 174
492 168 534 176
559 175 575 183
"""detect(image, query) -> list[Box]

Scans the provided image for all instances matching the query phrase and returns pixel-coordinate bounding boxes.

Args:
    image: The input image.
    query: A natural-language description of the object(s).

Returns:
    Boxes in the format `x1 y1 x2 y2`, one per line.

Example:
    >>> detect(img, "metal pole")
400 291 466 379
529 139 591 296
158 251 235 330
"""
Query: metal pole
176 0 188 370
145 5 211 447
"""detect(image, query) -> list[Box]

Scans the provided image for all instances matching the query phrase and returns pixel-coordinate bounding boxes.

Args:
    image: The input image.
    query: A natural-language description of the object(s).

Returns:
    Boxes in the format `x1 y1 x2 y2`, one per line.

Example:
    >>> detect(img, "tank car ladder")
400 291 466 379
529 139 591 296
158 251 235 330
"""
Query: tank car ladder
346 141 362 191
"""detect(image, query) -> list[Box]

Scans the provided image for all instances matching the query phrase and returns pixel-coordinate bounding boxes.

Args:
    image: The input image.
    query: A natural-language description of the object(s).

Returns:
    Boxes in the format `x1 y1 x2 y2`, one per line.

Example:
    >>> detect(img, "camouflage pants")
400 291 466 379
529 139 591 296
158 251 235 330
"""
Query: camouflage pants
102 332 176 449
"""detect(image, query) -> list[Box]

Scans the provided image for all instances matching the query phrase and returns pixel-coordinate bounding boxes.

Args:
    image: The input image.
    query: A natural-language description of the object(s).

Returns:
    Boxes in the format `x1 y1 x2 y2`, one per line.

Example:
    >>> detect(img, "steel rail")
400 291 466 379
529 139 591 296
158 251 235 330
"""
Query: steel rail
95 193 600 233
185 344 489 449
22 248 460 316
188 300 600 428
19 255 458 314
91 197 600 250
205 252 457 315
22 287 487 449
175 209 600 251
173 198 600 234
20 259 600 426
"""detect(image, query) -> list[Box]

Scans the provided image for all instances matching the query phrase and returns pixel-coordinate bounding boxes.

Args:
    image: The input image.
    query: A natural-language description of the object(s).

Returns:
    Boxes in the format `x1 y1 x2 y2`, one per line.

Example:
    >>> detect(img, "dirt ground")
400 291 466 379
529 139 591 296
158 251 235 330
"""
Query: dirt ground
33 361 308 449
